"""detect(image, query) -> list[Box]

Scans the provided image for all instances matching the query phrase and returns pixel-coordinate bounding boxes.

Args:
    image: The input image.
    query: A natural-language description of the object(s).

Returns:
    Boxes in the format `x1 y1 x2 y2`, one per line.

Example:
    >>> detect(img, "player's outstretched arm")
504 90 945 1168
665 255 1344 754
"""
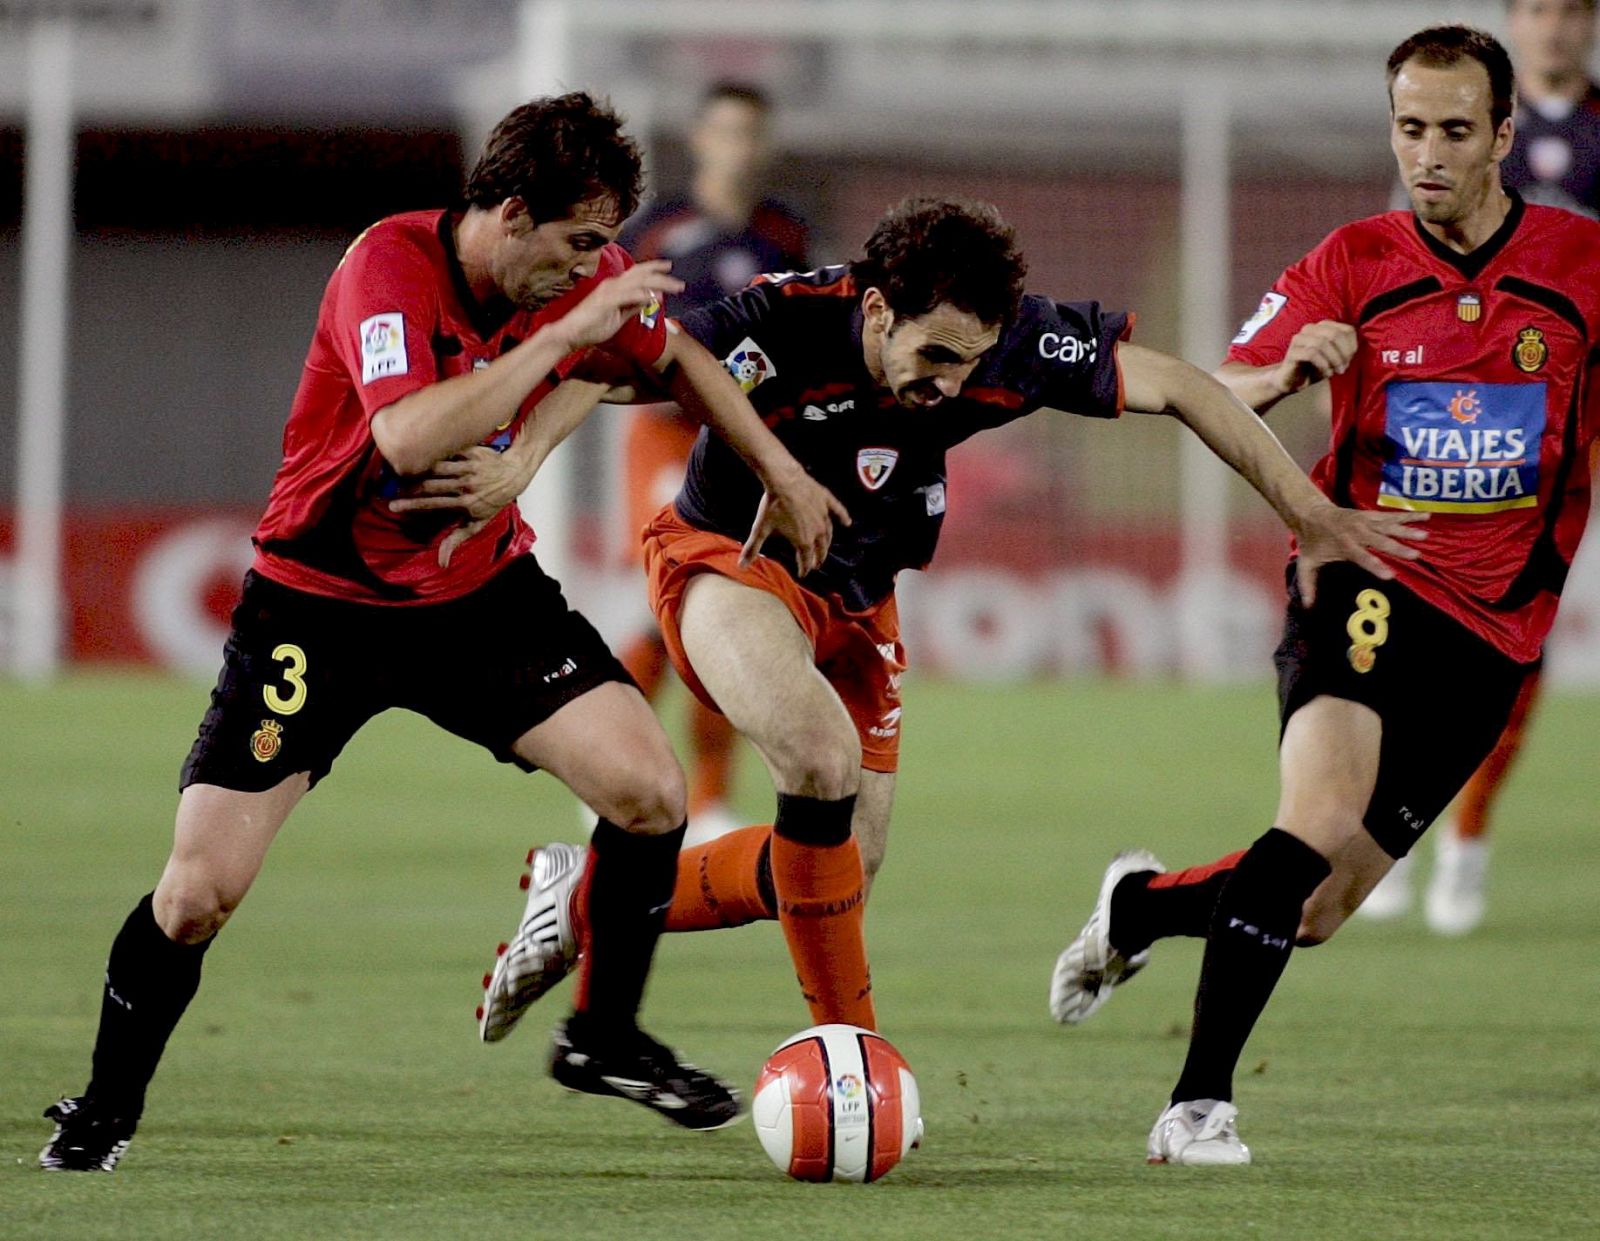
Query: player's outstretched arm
1214 319 1357 415
1119 342 1426 604
653 330 850 576
387 377 614 566
370 261 684 476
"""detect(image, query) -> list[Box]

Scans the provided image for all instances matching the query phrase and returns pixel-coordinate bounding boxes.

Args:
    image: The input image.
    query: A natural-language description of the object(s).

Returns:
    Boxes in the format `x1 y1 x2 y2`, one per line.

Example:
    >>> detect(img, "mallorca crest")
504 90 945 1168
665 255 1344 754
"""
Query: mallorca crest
1513 326 1547 374
857 447 899 491
250 719 284 763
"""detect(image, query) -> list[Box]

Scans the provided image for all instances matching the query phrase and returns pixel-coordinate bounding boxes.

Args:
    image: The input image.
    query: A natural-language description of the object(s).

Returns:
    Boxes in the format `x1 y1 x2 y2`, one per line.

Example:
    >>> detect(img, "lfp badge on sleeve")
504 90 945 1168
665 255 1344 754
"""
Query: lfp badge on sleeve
1378 381 1546 513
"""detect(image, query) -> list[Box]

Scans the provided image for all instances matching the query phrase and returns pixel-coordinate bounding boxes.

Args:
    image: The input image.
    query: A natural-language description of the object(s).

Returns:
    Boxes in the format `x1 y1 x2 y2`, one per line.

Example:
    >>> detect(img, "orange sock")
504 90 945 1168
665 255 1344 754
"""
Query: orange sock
664 825 776 931
770 796 876 1030
687 696 737 815
1454 667 1542 839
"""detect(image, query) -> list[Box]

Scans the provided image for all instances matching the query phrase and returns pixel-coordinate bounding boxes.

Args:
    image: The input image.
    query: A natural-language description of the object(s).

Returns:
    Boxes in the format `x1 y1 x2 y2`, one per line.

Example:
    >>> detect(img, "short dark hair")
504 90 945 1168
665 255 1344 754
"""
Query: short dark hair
463 92 644 224
1387 25 1517 131
700 80 772 115
852 197 1027 328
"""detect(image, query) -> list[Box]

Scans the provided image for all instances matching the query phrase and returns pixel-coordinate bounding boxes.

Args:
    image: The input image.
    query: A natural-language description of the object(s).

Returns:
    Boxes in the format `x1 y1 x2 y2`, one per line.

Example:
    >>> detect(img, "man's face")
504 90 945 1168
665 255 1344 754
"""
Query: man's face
690 97 771 183
493 196 624 310
866 295 1001 410
1390 58 1515 227
1506 0 1596 86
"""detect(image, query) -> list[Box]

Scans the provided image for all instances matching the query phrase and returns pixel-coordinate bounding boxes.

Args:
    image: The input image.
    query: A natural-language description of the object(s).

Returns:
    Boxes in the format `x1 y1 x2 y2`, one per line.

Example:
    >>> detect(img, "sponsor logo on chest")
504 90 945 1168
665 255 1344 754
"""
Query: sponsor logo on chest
1379 381 1546 513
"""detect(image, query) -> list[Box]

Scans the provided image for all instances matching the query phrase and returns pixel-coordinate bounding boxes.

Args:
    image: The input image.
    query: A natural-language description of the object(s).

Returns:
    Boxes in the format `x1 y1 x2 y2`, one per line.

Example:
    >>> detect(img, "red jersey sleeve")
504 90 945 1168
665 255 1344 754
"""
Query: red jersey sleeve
1225 231 1353 368
593 244 669 367
329 226 443 417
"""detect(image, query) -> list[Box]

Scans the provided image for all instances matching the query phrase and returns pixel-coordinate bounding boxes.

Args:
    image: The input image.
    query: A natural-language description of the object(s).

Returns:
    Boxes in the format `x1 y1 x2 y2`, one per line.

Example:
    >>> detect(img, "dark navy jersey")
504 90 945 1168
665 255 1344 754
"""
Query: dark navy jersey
622 197 809 313
1500 85 1600 218
674 265 1131 611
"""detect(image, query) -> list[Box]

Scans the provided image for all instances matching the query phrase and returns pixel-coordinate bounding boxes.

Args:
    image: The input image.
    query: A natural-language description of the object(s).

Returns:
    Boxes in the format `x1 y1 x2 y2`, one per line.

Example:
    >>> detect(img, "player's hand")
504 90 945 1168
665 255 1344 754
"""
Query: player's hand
739 471 852 576
436 515 492 568
1274 320 1357 397
556 261 685 353
1293 501 1428 605
388 446 526 522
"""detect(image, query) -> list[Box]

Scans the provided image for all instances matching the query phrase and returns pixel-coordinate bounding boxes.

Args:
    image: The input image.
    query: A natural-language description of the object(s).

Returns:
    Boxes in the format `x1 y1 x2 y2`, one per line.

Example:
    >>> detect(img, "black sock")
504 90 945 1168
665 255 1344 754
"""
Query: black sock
772 792 856 846
574 819 686 1038
85 893 214 1119
1110 859 1241 957
1170 829 1330 1105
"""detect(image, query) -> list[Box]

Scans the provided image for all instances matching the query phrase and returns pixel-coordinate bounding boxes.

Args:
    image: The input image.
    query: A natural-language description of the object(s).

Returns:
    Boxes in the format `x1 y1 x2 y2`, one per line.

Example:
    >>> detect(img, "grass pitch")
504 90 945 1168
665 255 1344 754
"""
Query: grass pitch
2 672 1597 1239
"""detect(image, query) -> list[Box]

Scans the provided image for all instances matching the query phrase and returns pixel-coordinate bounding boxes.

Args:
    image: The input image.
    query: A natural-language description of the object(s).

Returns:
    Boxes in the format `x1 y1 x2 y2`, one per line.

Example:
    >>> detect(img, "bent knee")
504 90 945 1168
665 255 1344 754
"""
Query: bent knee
769 733 862 801
153 877 243 943
591 763 687 834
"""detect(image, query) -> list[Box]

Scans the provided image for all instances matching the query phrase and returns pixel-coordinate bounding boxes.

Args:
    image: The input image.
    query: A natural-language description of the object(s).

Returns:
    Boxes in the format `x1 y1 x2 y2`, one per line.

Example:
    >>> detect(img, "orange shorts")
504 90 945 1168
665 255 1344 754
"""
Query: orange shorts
625 406 701 561
643 505 907 774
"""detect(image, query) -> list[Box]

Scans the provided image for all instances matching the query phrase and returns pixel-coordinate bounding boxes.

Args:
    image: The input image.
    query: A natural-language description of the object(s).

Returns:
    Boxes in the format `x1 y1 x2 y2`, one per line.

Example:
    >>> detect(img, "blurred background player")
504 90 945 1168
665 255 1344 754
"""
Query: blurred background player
614 81 811 843
1363 0 1599 932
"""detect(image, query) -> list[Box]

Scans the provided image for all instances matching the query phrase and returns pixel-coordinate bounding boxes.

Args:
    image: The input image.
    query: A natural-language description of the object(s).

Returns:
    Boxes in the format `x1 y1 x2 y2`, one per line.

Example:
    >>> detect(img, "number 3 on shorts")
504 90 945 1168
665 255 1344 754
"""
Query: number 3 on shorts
264 643 309 715
1345 589 1390 674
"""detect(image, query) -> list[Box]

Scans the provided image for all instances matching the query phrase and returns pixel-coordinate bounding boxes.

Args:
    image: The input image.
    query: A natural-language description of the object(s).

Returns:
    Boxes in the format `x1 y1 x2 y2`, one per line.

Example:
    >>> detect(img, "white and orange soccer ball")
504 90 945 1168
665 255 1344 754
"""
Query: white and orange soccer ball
752 1024 922 1183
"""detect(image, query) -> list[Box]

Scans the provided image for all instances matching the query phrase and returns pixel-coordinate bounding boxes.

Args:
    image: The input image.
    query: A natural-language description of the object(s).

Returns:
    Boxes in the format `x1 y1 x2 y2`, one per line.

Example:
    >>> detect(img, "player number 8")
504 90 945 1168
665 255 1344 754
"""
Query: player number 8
1344 589 1390 674
264 643 309 715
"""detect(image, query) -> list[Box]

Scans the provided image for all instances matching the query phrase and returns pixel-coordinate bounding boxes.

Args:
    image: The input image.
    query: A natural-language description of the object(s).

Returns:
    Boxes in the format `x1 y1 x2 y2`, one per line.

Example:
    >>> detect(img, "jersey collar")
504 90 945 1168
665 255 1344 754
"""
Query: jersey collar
1411 189 1525 282
437 209 516 340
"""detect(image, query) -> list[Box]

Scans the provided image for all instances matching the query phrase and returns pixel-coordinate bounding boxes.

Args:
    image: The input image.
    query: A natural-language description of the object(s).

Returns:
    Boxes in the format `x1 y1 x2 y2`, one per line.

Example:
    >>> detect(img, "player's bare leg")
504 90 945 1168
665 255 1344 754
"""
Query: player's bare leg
506 680 741 1129
678 572 877 1029
42 777 308 1171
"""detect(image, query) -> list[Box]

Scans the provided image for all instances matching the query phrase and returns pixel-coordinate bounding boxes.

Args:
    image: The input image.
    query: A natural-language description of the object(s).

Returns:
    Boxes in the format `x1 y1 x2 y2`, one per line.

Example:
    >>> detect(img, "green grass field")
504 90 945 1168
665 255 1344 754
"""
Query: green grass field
3 672 1597 1239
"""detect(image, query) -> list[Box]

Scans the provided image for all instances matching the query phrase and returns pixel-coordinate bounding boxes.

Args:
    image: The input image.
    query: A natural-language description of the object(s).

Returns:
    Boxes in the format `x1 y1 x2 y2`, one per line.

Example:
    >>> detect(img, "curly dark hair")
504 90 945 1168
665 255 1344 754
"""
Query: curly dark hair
852 197 1026 328
1387 26 1516 131
463 92 644 224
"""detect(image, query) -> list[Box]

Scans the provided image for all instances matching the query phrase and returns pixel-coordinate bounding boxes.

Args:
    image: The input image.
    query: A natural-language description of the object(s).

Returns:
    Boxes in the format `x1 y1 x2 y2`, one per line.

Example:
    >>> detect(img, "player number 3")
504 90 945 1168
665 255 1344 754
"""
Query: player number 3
1345 589 1390 674
264 643 309 715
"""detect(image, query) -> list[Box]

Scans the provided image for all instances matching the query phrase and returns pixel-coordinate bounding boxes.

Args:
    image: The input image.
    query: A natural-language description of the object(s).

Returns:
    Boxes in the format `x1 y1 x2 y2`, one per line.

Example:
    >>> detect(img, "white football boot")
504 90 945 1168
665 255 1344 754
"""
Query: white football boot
478 842 586 1043
1354 851 1415 921
1049 849 1165 1025
1425 829 1489 936
1146 1099 1252 1166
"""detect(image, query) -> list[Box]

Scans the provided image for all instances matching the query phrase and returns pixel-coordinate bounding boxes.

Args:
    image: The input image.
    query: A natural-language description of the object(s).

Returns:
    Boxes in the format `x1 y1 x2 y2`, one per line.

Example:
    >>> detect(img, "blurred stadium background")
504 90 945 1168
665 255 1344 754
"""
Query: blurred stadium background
8 0 1600 688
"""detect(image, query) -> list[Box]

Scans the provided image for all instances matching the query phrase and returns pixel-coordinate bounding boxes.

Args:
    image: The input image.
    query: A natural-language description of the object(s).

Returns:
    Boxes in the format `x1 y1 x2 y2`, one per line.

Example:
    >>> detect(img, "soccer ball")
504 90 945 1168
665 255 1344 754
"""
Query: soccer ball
752 1023 922 1183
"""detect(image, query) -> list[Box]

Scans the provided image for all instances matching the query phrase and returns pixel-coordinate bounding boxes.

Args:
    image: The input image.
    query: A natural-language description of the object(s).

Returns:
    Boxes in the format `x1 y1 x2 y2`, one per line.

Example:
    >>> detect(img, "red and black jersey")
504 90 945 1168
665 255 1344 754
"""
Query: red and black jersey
252 211 666 605
674 265 1131 612
1229 194 1600 662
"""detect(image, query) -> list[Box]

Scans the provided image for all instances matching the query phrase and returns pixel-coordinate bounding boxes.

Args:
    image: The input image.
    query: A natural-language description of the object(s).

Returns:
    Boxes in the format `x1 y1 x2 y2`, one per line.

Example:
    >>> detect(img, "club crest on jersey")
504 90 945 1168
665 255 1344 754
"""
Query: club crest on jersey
638 295 662 330
857 447 899 491
723 337 776 393
1379 381 1546 513
1456 292 1482 323
250 719 284 763
1513 326 1548 374
359 312 407 383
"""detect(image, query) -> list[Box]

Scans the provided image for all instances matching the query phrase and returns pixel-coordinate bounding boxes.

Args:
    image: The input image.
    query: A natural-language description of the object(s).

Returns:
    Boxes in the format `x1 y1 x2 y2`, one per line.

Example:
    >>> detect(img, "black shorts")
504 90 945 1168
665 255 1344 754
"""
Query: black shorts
1273 562 1533 859
181 557 634 793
